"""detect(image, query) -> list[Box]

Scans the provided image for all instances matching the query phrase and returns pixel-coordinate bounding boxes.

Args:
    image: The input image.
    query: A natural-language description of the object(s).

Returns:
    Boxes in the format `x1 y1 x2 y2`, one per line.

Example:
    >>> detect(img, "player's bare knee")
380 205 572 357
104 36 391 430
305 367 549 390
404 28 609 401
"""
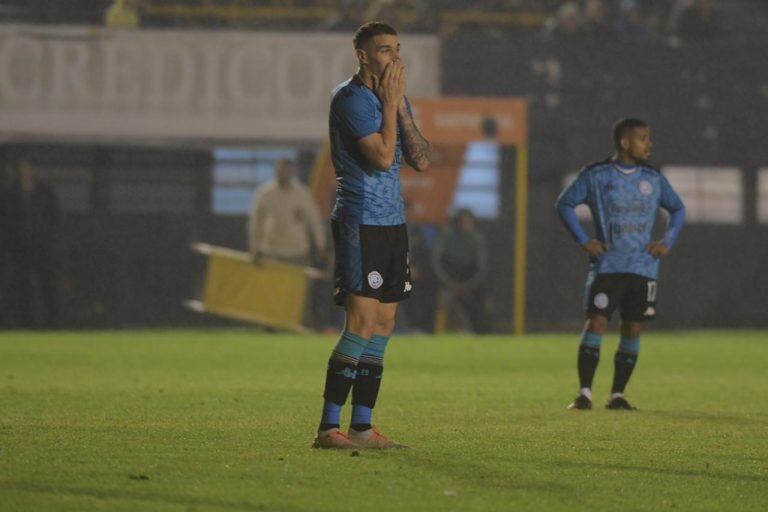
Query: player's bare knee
585 315 608 334
373 302 397 337
621 321 642 338
375 316 396 337
346 311 378 339
347 320 377 340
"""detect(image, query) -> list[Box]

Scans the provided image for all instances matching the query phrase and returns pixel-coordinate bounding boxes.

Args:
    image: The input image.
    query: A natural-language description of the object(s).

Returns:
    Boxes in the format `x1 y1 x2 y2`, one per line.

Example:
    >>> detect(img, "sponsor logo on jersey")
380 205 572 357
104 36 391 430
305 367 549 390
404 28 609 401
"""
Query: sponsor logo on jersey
639 180 653 195
609 202 646 215
610 222 646 236
368 271 383 289
594 293 609 309
644 306 656 316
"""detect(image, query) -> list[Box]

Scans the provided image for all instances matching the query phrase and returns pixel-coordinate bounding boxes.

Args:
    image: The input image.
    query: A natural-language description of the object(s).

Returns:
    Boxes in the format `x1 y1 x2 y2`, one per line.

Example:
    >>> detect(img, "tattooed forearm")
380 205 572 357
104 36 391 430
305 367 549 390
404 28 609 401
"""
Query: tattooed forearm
399 104 431 171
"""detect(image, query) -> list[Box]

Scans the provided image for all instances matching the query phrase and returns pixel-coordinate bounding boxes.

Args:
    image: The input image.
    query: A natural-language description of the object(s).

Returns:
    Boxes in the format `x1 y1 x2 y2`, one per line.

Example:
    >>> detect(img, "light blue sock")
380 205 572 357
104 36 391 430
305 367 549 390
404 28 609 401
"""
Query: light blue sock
350 405 372 426
321 400 342 427
331 331 370 363
613 336 641 394
351 334 389 429
359 334 389 365
320 331 371 429
580 331 603 348
618 336 640 354
578 331 603 390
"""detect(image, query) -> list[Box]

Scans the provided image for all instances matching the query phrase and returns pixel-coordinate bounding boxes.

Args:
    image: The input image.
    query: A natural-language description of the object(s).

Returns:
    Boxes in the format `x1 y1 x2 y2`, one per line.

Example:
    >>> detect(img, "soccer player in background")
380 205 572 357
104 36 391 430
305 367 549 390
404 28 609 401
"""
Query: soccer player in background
313 22 431 448
555 118 685 410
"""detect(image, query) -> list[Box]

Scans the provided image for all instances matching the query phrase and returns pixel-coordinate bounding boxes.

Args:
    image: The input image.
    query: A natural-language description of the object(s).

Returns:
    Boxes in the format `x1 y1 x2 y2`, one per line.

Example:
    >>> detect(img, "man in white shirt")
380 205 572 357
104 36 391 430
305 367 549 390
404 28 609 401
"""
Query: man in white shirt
247 158 326 266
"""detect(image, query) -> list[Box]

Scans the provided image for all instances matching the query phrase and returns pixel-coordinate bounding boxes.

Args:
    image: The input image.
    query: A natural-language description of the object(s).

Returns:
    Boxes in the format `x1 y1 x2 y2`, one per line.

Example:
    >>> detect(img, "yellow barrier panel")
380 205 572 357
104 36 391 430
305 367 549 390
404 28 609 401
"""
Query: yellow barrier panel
189 244 318 333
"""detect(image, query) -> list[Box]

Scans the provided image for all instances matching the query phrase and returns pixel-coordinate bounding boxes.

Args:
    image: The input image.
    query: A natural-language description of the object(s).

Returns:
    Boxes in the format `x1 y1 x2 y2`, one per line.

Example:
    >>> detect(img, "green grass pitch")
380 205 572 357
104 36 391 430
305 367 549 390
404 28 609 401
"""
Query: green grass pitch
1 330 767 511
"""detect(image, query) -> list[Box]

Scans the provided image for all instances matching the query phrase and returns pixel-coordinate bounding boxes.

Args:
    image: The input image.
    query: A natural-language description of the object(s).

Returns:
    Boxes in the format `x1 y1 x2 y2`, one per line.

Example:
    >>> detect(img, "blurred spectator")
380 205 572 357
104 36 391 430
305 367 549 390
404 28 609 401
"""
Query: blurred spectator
615 0 651 43
542 2 584 40
675 0 719 39
247 158 326 267
583 0 614 39
433 209 488 333
3 159 60 329
105 0 141 29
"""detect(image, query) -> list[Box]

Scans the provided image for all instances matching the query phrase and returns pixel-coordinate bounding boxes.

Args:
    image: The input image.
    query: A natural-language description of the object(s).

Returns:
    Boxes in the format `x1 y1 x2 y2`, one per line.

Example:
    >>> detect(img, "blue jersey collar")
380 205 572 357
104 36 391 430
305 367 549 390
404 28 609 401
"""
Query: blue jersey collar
612 158 638 175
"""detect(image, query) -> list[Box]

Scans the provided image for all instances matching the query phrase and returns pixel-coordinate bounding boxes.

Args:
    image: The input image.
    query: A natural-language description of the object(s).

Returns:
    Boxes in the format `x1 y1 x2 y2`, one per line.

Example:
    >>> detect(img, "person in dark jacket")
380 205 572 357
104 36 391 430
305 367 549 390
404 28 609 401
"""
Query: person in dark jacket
432 209 488 333
3 159 60 328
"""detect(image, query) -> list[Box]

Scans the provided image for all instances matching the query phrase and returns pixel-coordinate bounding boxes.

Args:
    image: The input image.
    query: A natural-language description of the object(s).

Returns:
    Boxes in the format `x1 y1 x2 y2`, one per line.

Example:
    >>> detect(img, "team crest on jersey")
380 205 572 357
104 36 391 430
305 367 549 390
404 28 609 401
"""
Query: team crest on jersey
368 271 383 289
639 180 653 195
593 293 609 309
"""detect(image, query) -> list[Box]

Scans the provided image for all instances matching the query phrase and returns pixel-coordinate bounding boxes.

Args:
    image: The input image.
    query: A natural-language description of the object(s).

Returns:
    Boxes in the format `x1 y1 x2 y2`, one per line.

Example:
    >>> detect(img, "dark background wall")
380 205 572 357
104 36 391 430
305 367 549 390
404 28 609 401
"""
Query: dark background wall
447 35 768 330
2 36 767 331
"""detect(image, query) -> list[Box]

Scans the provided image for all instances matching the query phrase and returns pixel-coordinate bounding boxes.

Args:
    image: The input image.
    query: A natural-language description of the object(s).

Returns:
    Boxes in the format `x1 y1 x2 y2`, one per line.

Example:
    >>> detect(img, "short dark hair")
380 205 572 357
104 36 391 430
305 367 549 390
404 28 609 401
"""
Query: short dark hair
612 118 648 150
353 22 397 49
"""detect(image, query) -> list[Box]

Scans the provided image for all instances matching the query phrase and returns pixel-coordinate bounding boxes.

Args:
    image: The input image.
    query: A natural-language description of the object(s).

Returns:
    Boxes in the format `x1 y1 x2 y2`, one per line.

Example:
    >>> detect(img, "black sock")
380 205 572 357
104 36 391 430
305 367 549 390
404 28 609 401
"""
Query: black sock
350 362 383 431
577 344 601 390
319 359 357 430
611 351 638 394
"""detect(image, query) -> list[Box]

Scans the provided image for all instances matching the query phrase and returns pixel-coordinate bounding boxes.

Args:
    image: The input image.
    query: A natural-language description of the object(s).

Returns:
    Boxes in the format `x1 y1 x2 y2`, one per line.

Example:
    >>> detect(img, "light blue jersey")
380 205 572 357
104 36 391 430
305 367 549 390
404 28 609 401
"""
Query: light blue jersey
555 158 686 280
329 76 406 226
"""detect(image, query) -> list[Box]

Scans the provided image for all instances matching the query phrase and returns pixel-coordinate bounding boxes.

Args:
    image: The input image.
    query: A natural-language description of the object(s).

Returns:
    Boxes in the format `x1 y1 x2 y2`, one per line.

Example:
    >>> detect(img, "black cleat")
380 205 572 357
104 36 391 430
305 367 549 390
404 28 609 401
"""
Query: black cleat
567 394 593 410
606 396 637 410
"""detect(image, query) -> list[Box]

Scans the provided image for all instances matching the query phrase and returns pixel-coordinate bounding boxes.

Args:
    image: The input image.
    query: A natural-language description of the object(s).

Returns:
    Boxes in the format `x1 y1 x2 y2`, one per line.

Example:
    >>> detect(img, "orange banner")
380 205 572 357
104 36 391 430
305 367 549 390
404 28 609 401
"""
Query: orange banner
410 97 528 146
401 145 464 223
312 97 528 224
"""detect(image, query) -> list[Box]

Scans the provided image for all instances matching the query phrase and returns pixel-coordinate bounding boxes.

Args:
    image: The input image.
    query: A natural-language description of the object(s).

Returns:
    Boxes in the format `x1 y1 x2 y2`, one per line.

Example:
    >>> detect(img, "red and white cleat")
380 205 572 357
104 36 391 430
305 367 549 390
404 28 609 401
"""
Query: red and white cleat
312 428 358 449
348 426 407 449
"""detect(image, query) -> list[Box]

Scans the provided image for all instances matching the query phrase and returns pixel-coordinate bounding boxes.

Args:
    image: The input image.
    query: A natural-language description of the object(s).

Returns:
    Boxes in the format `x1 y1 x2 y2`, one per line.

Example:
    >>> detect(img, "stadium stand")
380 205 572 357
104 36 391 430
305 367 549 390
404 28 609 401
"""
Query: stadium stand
0 1 764 39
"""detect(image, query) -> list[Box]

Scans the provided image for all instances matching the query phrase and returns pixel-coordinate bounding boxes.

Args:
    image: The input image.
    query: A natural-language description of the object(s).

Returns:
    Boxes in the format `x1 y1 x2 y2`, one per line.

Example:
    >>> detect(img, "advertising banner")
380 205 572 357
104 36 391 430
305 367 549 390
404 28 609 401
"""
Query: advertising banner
0 25 440 142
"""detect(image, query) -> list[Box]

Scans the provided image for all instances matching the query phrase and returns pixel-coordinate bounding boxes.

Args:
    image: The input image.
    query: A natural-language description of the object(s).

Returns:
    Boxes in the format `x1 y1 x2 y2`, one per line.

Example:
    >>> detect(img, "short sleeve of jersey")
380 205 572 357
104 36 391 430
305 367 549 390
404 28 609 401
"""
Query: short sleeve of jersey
332 88 379 141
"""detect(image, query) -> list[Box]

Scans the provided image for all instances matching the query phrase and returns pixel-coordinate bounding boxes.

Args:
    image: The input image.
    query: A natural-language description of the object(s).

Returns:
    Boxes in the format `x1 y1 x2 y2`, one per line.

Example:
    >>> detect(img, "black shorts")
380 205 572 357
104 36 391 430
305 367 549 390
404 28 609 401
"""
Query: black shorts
331 221 412 306
584 272 657 322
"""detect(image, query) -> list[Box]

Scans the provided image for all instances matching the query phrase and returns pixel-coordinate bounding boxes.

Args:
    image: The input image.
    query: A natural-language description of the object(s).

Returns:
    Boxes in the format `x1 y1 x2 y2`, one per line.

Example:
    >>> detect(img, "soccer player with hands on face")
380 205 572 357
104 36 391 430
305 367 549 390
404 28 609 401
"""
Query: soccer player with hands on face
556 118 685 411
313 22 430 449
